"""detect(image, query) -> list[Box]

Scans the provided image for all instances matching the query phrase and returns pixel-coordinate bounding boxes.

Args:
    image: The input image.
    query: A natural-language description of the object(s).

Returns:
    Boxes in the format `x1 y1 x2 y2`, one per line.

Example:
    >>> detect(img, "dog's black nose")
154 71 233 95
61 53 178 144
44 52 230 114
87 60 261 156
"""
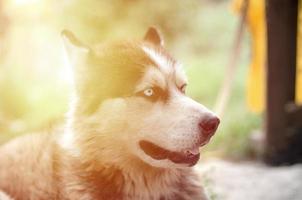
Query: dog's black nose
199 116 220 137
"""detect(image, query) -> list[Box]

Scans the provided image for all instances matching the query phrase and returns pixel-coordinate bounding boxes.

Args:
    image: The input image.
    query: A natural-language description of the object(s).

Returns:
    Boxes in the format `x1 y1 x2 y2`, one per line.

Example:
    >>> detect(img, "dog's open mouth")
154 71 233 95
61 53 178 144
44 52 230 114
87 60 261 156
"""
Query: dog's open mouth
139 140 200 166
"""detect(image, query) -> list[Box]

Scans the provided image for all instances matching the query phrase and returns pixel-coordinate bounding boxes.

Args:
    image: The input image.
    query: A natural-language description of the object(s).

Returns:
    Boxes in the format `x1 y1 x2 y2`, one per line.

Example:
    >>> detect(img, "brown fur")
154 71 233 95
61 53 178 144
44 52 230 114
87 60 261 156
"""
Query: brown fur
0 132 207 200
0 28 210 200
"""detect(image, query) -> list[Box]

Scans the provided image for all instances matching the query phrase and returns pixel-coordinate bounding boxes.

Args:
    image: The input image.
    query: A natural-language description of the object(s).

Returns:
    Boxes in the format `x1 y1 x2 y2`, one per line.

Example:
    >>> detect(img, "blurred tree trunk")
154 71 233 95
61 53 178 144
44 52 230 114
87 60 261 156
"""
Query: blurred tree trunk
265 0 301 165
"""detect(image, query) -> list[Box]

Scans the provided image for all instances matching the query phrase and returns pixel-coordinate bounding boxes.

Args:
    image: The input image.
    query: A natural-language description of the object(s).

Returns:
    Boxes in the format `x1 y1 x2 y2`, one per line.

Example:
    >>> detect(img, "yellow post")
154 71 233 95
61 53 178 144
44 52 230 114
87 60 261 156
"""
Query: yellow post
232 0 266 112
233 0 302 111
297 1 302 104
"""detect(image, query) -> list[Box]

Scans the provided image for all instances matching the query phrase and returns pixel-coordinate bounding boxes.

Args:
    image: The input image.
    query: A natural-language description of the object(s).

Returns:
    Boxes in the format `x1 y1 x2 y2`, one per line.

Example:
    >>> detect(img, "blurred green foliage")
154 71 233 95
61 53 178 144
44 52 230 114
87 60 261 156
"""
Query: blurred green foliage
0 0 261 159
63 0 203 46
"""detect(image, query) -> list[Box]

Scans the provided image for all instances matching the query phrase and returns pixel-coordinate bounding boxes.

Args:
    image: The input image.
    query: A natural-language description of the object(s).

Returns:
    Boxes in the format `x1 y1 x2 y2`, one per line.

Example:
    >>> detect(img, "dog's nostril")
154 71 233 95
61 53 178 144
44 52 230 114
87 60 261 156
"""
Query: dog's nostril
199 117 220 135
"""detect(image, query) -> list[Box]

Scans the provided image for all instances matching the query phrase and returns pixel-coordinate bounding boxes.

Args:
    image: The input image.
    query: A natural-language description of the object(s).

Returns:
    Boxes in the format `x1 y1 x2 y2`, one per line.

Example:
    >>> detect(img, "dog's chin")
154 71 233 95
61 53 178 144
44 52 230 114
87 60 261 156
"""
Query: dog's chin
138 140 200 167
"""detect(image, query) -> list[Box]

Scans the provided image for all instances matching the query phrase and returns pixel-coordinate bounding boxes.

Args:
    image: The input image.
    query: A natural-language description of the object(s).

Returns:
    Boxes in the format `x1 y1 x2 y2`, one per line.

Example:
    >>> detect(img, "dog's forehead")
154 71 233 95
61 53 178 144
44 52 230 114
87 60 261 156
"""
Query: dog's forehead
94 41 186 85
140 44 187 87
141 45 176 74
94 41 153 67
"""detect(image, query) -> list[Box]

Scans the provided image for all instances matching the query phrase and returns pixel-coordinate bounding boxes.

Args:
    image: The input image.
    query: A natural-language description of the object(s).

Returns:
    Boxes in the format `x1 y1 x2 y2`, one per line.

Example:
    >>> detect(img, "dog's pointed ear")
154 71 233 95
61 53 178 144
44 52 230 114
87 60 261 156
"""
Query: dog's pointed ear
144 26 164 46
61 29 90 67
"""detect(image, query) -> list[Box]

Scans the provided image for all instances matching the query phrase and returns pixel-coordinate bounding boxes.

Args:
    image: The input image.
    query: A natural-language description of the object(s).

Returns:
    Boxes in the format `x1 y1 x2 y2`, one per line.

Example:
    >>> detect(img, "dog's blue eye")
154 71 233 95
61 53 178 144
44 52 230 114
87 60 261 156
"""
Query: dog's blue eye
143 88 154 97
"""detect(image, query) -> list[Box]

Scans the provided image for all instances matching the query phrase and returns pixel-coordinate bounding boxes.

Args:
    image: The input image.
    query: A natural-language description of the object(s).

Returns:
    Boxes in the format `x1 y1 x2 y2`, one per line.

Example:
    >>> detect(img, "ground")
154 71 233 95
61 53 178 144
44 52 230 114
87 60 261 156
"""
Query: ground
197 159 302 200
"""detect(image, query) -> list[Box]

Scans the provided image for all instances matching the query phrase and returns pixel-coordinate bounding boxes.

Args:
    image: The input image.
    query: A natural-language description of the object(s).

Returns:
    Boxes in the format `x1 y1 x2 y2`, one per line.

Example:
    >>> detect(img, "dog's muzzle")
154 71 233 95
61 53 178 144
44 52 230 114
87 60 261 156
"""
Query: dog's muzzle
139 116 220 166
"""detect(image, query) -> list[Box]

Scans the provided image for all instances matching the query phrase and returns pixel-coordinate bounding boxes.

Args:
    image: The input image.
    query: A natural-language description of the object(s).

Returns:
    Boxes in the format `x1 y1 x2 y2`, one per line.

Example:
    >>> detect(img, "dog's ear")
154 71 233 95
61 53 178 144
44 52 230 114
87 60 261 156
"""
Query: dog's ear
61 29 90 68
144 26 164 46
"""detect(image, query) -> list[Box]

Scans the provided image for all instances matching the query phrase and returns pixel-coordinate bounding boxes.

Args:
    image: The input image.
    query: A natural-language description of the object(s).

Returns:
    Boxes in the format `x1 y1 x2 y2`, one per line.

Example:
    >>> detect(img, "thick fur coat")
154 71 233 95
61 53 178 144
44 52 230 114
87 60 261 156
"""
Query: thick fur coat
0 27 219 200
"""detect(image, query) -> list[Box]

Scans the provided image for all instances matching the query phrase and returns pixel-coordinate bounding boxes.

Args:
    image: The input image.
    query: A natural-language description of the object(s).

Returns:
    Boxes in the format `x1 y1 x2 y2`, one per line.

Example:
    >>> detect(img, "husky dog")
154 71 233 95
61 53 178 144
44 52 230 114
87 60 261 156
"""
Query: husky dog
0 27 219 200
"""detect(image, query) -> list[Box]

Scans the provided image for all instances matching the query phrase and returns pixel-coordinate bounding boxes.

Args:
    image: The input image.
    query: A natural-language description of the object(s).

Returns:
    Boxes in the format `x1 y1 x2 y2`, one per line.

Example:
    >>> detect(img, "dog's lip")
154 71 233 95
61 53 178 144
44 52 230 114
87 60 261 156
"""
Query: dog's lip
199 138 211 147
184 147 200 155
139 140 201 166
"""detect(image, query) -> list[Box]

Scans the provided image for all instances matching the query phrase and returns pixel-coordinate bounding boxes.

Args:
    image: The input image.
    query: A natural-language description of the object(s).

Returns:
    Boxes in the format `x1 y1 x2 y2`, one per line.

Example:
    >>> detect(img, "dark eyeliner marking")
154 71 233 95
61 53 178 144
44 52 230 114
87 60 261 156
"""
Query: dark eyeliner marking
179 83 187 94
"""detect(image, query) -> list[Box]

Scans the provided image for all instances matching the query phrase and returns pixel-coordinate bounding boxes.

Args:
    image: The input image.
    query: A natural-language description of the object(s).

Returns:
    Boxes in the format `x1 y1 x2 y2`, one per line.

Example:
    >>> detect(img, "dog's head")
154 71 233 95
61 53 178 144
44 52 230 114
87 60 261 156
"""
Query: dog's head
62 27 219 168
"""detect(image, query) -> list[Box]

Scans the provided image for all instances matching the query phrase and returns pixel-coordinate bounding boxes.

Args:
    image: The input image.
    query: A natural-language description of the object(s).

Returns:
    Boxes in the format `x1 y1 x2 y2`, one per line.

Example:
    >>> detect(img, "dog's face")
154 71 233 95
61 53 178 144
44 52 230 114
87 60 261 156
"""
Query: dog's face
62 27 219 168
